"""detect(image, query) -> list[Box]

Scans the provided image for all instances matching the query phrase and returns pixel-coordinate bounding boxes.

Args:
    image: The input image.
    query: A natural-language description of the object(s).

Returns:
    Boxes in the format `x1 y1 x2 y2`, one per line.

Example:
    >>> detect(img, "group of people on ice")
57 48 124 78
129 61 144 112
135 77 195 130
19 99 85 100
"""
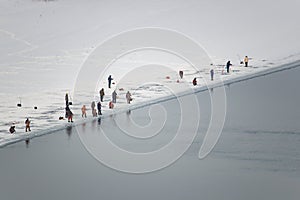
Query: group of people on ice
64 75 133 122
10 56 250 132
192 56 249 86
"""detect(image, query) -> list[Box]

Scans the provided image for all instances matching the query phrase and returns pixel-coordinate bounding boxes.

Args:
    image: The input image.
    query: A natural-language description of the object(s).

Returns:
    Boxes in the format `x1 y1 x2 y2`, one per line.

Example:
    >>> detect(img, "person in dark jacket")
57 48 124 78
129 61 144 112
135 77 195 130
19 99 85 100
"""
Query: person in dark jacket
65 93 69 106
226 61 232 73
108 75 113 88
210 69 214 81
192 78 197 86
179 70 183 79
99 88 105 102
97 101 102 115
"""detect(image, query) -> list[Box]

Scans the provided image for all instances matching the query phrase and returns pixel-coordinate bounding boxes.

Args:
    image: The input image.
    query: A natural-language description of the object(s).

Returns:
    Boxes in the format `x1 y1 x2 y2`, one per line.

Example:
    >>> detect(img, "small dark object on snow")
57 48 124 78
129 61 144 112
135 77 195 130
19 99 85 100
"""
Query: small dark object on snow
9 125 16 134
17 103 22 107
34 106 37 109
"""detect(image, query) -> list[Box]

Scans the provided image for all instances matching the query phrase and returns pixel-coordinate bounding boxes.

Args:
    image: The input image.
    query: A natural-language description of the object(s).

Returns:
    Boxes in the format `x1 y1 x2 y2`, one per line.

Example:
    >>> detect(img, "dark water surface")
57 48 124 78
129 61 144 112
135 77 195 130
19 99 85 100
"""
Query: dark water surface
1 65 300 200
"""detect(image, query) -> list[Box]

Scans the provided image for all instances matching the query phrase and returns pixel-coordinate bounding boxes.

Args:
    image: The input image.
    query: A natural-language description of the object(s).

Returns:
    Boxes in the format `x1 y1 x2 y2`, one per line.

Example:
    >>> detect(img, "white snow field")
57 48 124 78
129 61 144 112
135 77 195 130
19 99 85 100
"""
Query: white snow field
0 0 300 146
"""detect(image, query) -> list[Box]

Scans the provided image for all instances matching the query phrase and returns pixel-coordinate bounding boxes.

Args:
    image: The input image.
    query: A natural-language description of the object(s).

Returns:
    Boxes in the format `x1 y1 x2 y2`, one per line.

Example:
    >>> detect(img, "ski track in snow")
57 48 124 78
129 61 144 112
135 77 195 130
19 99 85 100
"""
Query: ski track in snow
0 29 38 56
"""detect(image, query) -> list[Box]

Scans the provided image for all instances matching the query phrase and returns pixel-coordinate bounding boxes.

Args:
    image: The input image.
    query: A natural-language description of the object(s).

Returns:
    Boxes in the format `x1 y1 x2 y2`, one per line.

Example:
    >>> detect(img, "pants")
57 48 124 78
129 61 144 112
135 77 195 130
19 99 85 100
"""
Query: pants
26 125 31 132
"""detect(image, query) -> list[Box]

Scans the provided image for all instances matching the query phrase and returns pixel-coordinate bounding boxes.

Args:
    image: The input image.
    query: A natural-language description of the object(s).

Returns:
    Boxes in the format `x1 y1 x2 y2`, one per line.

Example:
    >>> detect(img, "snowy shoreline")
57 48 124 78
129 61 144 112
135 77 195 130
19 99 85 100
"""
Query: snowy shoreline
1 59 299 148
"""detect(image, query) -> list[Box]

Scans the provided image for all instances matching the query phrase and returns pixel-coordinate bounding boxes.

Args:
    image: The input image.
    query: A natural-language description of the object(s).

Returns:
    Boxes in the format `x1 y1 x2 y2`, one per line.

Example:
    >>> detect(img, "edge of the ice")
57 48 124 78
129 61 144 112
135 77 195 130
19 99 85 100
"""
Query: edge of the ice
1 59 300 148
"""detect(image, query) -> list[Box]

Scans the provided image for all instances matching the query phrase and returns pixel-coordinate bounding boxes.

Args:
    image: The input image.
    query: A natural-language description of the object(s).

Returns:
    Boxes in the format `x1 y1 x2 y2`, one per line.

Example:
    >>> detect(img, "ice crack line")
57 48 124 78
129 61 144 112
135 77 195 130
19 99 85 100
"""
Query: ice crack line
0 29 38 56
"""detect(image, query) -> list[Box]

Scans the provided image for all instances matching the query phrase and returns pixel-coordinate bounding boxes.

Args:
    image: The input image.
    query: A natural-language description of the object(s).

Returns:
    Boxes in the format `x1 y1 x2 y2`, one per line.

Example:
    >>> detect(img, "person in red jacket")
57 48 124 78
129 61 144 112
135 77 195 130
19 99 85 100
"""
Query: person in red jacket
25 118 31 132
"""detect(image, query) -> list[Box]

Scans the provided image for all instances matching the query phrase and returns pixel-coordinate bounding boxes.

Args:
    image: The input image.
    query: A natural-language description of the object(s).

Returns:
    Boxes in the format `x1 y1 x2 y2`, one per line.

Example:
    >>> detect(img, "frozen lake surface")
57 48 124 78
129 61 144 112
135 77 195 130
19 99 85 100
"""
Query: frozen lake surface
0 64 299 200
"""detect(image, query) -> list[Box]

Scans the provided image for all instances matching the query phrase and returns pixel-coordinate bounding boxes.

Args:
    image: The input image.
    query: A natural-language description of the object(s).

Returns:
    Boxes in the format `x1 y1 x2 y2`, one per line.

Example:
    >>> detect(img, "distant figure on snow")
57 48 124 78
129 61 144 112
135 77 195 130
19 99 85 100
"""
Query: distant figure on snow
226 61 232 73
112 90 117 103
179 70 183 79
192 78 197 86
91 101 96 115
9 124 16 134
109 101 114 109
108 75 113 88
244 56 249 67
99 88 105 102
81 105 87 118
92 108 97 117
25 118 31 132
65 93 69 106
210 69 214 81
97 101 102 115
66 106 73 122
126 91 132 104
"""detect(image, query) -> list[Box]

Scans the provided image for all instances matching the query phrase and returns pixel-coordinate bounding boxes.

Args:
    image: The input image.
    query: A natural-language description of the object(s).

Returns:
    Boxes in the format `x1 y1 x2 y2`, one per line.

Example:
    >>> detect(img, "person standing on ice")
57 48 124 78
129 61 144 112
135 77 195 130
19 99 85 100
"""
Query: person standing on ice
192 78 197 86
210 69 214 81
66 106 73 122
244 56 249 67
108 75 113 88
65 93 69 106
126 91 132 104
91 101 96 115
97 101 102 115
99 88 105 102
92 108 97 117
81 105 87 118
226 61 232 73
25 118 31 132
179 70 183 79
112 90 117 103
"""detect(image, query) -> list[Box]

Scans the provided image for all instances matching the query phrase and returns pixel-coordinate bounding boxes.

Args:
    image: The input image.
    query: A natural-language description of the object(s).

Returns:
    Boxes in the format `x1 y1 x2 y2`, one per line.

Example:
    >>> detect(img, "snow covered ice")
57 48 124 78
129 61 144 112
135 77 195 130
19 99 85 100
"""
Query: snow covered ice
0 0 300 146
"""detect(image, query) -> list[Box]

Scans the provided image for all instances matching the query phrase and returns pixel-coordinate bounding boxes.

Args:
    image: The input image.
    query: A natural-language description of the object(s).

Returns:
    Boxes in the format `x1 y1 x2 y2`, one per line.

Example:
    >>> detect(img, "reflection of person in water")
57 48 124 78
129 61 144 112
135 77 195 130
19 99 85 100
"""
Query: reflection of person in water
66 126 72 139
25 139 30 148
